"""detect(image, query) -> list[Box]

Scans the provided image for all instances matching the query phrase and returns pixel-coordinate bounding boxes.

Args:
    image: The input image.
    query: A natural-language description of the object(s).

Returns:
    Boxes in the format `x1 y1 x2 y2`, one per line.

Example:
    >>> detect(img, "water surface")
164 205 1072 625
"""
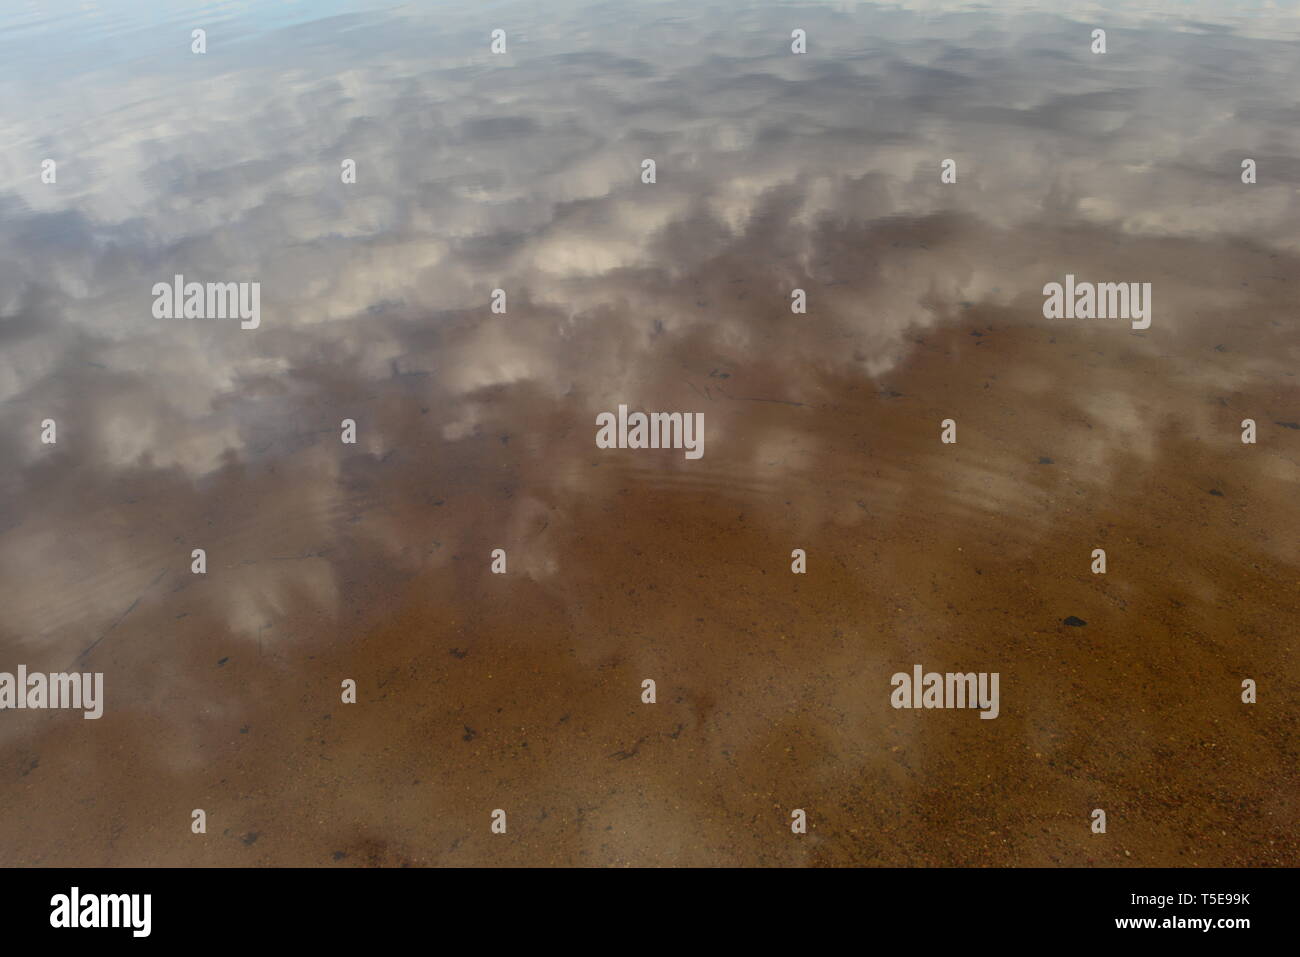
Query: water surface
0 0 1296 866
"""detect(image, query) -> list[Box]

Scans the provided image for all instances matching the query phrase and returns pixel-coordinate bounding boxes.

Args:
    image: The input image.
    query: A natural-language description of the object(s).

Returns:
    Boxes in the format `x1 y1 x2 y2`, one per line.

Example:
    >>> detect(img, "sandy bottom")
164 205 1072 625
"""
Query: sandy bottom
1 220 1297 867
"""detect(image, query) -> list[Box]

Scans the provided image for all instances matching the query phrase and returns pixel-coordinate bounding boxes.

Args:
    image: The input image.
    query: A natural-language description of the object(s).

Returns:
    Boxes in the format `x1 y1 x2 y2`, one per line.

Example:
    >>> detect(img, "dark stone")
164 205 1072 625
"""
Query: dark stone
1064 616 1087 627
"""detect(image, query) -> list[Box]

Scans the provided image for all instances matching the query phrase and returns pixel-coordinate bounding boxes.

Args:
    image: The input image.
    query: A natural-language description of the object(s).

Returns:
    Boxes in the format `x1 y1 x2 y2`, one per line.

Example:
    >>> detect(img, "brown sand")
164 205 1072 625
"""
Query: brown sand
1 215 1295 867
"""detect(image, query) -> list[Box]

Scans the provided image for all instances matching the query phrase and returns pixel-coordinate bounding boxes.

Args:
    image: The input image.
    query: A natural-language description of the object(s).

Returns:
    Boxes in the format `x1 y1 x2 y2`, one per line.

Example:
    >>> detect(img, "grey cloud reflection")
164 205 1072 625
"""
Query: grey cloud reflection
0 1 1296 619
0 4 1295 578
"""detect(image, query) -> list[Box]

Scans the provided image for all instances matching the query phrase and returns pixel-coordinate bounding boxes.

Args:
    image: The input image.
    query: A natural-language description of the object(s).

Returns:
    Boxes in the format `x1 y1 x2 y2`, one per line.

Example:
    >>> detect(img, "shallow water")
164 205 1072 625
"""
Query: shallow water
0 0 1296 866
